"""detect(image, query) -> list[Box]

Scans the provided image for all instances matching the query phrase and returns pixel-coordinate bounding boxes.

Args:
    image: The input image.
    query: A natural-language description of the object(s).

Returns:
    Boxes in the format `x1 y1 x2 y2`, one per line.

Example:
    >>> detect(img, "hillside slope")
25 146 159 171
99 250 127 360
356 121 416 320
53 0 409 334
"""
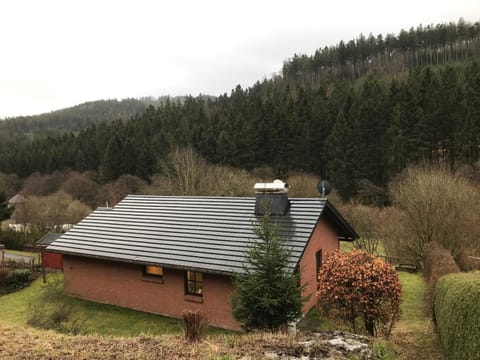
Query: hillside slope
0 19 479 201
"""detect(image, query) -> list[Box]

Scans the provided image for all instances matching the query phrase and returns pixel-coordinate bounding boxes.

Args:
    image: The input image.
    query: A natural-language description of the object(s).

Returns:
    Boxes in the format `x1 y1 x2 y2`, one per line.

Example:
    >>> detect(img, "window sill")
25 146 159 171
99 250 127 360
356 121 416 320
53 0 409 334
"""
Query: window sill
142 276 164 284
184 294 203 303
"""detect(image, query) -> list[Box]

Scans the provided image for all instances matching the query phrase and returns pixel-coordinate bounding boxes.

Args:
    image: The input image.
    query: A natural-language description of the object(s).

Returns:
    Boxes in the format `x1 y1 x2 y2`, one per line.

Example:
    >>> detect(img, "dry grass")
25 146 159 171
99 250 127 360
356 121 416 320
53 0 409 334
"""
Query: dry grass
0 324 314 360
0 272 445 359
389 325 444 360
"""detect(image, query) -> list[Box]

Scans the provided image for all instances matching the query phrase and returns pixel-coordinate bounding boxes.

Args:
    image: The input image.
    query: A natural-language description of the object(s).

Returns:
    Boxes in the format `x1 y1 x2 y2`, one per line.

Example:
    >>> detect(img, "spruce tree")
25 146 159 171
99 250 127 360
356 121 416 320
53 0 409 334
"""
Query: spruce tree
100 135 123 183
326 107 358 200
0 192 13 228
74 149 88 171
231 211 304 332
459 61 480 162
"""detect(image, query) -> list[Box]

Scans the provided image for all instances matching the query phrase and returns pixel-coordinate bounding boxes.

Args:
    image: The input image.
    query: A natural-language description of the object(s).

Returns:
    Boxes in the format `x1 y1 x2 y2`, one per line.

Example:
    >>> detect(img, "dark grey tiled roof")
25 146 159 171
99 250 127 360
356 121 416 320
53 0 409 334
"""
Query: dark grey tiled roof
38 232 62 246
47 195 356 275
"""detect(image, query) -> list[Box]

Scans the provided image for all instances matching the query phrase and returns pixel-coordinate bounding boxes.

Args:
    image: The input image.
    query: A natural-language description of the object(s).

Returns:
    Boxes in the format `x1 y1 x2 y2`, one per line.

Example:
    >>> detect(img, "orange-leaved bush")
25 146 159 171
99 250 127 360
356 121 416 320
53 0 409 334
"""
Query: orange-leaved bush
317 250 402 337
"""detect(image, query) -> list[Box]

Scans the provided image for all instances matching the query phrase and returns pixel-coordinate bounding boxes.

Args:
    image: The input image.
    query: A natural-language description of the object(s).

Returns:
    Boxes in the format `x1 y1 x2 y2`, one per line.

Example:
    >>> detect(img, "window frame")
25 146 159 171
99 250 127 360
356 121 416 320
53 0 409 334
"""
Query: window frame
143 265 164 283
316 249 323 281
184 270 203 297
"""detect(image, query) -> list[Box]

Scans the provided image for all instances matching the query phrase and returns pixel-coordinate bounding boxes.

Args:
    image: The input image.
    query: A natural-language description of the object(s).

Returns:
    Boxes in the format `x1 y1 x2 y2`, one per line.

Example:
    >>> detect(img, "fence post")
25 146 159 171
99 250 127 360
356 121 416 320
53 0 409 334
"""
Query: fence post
41 248 46 284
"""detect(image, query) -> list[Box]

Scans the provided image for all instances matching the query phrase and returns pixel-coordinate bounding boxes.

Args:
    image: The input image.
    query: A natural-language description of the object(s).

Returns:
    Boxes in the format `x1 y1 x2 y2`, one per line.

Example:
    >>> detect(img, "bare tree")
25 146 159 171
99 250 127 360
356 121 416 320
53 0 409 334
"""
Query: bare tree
22 171 68 196
158 146 207 196
61 172 99 207
0 173 20 199
384 165 480 262
286 173 320 197
341 202 382 255
144 147 258 197
97 175 147 207
23 191 91 231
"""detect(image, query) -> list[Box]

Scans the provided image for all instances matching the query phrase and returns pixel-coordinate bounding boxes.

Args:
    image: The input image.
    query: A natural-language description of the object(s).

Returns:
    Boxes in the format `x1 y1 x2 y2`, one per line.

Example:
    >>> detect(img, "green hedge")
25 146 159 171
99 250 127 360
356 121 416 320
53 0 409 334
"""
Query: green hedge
0 230 29 250
433 272 480 360
423 242 459 313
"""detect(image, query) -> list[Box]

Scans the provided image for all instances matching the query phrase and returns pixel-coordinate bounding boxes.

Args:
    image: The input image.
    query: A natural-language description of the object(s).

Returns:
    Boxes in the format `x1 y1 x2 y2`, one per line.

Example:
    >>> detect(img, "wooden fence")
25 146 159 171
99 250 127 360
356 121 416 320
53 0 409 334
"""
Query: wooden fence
378 255 420 272
0 251 40 272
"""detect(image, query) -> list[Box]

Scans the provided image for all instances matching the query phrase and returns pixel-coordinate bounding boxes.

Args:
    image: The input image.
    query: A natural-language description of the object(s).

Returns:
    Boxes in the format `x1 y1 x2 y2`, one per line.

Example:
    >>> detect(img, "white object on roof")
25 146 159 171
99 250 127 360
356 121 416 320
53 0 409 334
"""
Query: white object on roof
254 179 289 193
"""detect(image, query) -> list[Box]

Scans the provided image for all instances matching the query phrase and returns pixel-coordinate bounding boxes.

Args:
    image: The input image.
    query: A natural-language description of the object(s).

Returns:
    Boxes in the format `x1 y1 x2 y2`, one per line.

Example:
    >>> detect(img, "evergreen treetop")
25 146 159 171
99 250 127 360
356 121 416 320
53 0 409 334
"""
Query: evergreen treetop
231 211 305 332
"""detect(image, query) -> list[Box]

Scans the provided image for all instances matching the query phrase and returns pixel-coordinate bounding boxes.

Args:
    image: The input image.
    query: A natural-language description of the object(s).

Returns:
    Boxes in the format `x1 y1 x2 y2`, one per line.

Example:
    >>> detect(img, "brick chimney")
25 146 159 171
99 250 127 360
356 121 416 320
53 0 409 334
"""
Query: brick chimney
254 179 290 216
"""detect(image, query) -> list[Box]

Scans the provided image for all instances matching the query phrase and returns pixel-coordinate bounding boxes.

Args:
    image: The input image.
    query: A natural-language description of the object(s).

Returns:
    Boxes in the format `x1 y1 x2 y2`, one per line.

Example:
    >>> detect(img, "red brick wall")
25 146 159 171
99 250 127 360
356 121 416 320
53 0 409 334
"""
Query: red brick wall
43 251 63 270
62 255 241 330
299 219 339 313
62 218 341 330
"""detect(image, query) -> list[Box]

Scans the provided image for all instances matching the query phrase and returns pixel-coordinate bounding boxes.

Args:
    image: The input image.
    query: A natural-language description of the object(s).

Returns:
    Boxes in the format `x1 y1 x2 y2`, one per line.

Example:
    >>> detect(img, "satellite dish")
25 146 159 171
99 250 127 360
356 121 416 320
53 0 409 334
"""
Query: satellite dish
317 179 331 197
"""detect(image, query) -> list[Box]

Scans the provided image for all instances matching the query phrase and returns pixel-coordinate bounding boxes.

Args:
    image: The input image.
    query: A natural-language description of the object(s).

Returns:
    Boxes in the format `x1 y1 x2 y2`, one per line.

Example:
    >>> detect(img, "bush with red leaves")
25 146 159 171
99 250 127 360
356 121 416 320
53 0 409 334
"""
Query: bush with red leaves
317 250 402 337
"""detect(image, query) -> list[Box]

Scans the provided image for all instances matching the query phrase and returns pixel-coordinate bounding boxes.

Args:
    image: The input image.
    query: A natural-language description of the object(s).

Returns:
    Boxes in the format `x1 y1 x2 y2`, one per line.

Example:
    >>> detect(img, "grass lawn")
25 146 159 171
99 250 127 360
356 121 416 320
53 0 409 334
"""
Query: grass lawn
299 270 444 359
0 275 226 337
387 272 444 360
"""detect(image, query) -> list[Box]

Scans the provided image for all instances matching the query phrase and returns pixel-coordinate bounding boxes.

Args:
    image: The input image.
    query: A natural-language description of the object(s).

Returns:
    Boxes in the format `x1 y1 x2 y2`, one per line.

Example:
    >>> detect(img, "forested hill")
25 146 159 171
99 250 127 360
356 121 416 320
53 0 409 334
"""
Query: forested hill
0 19 479 201
0 96 205 136
0 99 148 135
282 18 480 85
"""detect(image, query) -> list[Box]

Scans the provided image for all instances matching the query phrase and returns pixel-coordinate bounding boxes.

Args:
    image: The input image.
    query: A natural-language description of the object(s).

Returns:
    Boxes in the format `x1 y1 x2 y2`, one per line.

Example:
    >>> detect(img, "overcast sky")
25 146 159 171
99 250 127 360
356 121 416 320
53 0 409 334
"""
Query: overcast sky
0 0 479 118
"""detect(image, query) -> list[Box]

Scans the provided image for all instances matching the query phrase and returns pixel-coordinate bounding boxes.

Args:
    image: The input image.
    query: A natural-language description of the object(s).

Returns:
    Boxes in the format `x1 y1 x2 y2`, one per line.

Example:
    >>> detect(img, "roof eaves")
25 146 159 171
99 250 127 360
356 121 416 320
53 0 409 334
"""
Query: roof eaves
324 201 359 240
49 249 236 277
294 213 322 271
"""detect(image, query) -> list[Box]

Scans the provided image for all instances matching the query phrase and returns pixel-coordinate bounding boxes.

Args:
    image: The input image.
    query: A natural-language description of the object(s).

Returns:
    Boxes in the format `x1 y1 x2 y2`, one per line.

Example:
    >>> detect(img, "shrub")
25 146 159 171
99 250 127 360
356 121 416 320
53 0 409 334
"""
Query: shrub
386 165 480 264
27 274 82 334
0 269 33 294
181 311 208 342
8 269 31 288
0 230 28 250
423 242 459 312
434 272 480 360
317 250 402 337
0 191 13 223
0 268 10 286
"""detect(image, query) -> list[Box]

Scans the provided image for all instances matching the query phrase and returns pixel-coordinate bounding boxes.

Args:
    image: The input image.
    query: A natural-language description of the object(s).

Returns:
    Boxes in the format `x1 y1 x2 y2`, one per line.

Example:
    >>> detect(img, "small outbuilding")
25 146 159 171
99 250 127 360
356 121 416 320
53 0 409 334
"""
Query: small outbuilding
38 233 63 270
47 181 358 330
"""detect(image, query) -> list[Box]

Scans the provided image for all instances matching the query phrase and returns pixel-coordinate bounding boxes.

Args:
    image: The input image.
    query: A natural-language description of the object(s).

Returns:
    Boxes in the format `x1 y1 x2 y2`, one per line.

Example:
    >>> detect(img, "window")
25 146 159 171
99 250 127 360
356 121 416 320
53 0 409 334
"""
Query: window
185 270 203 296
143 265 164 282
316 249 323 281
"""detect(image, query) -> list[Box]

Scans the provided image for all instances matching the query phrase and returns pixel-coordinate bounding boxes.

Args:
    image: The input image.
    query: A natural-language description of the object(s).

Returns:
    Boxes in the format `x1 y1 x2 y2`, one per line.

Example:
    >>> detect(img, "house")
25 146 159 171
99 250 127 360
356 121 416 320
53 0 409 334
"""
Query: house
47 181 358 330
38 233 63 270
7 194 27 231
7 194 27 209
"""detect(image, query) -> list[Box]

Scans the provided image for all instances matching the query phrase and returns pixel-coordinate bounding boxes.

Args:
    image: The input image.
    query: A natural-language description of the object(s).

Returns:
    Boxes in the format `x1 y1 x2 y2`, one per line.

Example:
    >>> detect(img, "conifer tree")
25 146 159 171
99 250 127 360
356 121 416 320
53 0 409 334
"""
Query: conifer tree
231 211 304 332
355 76 388 185
100 135 123 183
326 107 358 200
459 61 480 162
0 192 13 228
74 149 87 172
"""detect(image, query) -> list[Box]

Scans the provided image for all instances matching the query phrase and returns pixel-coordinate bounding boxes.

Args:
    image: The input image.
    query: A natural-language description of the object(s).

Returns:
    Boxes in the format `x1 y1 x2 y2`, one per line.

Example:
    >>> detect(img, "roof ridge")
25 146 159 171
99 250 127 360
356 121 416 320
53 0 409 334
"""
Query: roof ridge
124 194 328 201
